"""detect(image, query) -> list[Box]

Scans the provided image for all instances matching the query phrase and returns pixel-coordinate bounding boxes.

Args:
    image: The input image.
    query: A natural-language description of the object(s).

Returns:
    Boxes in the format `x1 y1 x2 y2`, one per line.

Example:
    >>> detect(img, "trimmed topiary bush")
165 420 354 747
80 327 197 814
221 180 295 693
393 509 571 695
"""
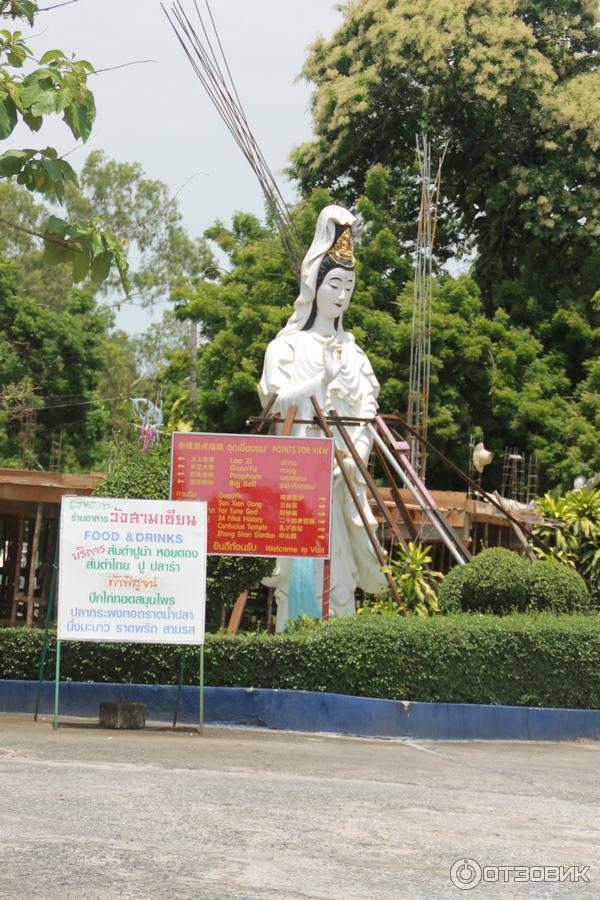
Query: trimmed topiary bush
529 559 592 614
438 563 468 613
438 549 596 616
461 548 531 614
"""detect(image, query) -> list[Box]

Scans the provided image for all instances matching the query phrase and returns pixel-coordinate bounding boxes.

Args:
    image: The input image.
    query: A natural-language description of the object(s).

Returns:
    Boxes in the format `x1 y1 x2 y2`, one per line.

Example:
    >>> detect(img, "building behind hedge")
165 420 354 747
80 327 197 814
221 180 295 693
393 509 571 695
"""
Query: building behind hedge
0 468 103 627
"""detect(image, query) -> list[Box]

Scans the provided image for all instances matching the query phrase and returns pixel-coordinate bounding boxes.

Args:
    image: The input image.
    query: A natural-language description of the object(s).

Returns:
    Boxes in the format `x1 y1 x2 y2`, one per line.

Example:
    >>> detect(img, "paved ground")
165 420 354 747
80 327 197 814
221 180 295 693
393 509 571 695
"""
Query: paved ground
0 715 598 899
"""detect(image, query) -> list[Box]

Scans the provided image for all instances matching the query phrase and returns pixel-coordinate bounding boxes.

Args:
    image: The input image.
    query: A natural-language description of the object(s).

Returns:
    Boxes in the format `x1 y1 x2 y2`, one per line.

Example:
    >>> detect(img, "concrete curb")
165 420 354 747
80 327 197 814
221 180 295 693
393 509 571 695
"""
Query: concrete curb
1 680 599 740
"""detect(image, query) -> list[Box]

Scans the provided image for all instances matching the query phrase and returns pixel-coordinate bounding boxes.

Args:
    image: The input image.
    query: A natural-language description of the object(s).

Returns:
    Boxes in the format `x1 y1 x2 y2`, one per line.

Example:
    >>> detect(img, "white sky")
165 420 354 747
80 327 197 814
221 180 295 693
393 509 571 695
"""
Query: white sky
16 0 343 332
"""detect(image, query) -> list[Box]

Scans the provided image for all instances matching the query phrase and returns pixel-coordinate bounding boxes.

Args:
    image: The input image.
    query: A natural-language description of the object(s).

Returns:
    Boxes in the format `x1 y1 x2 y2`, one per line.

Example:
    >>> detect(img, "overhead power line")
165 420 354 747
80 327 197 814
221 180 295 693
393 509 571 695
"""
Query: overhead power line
162 0 305 276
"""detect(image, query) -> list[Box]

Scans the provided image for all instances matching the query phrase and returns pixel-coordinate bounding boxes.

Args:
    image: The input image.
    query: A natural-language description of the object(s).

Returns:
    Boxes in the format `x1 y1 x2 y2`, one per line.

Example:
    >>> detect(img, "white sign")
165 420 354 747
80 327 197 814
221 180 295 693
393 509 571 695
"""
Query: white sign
57 497 207 645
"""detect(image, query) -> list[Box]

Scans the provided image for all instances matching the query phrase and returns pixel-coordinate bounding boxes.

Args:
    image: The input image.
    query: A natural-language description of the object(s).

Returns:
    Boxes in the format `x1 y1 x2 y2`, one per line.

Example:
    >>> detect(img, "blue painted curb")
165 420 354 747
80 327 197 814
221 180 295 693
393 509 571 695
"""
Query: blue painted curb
1 680 599 741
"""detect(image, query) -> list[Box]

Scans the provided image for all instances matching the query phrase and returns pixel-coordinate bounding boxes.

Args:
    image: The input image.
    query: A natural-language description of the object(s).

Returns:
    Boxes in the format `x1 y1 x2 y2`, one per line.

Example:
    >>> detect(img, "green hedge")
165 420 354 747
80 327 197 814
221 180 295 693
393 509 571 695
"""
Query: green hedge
2 614 600 709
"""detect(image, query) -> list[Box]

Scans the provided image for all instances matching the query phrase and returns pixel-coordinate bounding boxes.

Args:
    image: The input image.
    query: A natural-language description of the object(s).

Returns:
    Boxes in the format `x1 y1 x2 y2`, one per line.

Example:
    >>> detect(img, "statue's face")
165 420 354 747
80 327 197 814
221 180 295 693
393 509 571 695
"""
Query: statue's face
315 267 355 322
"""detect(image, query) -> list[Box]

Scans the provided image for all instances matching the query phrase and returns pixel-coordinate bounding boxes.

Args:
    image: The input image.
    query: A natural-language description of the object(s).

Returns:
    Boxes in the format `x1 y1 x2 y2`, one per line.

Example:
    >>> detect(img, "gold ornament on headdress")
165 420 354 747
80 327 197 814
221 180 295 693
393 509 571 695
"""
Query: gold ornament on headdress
328 226 355 268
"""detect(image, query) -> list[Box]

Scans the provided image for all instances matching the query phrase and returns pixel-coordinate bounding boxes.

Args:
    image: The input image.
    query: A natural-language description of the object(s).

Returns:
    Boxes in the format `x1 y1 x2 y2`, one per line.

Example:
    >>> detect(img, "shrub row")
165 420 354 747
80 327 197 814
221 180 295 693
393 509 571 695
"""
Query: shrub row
1 613 599 709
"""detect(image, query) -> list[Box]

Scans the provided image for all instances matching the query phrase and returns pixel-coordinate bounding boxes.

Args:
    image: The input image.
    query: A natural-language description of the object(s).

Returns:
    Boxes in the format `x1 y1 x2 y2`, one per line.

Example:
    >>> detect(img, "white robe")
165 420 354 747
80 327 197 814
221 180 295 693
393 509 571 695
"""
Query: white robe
258 329 388 630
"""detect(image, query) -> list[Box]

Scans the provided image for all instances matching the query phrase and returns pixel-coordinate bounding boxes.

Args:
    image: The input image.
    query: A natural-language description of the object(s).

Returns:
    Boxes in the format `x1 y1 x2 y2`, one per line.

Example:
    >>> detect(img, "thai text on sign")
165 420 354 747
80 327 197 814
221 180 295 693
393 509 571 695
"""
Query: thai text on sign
170 433 333 558
57 497 207 645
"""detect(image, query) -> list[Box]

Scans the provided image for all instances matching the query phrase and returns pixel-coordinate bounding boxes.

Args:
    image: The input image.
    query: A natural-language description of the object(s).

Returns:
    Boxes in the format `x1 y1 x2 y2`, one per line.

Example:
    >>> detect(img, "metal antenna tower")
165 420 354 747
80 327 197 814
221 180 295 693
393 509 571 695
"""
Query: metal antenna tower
406 135 446 481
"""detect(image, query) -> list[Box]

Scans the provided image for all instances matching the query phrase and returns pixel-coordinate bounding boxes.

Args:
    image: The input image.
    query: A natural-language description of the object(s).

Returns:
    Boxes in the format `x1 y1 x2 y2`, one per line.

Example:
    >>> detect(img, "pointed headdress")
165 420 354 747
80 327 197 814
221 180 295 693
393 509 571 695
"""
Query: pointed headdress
277 204 356 337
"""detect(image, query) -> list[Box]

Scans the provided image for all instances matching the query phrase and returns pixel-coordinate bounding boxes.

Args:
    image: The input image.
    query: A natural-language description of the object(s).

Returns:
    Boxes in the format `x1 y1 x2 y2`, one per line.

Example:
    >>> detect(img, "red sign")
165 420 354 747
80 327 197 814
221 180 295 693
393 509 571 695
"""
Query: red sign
170 433 333 557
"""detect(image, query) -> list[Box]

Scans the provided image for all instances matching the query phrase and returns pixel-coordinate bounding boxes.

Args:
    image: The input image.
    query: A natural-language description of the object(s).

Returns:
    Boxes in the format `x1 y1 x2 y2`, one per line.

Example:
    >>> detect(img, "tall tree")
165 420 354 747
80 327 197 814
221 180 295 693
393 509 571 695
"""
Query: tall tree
0 152 218 468
290 0 600 317
0 258 113 470
0 181 72 307
64 151 216 309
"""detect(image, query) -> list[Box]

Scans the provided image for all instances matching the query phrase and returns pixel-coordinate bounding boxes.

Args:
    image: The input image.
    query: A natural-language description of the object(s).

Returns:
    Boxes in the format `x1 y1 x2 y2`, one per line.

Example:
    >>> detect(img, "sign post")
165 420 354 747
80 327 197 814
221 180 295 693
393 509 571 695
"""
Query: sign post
34 534 59 721
53 640 61 731
54 496 207 730
199 645 205 733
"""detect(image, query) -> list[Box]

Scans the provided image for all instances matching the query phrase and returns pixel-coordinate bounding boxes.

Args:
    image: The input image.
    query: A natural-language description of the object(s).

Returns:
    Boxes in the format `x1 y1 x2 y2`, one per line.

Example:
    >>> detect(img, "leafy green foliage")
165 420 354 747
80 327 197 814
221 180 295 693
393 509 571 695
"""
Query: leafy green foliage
92 440 171 503
164 205 300 432
0 157 216 469
438 564 468 614
528 559 592 614
454 548 532 614
0 258 112 469
41 213 129 289
0 4 37 27
439 547 596 615
534 489 600 597
0 179 142 469
4 614 600 709
63 150 216 306
0 2 126 288
0 147 76 201
93 442 273 629
282 613 325 633
0 31 96 141
382 541 442 616
285 1 600 487
0 146 210 311
291 0 600 310
0 180 72 305
357 595 404 617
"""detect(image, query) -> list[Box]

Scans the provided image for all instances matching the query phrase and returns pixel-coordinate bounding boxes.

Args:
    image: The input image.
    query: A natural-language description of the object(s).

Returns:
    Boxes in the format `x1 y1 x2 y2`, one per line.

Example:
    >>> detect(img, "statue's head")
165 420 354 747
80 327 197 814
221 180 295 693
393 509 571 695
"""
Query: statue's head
278 205 357 337
303 223 355 331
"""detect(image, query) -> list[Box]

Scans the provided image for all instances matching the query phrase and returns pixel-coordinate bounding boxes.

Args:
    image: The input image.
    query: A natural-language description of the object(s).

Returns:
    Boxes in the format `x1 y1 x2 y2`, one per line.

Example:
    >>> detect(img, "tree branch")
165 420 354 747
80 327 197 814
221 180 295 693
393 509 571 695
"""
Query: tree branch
38 0 81 10
0 214 73 249
117 172 207 237
93 59 158 75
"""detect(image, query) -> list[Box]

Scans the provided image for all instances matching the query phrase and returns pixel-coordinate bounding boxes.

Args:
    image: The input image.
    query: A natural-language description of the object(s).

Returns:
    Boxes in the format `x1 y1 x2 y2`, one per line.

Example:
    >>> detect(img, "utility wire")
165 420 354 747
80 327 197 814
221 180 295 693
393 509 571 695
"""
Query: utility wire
0 394 131 416
162 0 305 276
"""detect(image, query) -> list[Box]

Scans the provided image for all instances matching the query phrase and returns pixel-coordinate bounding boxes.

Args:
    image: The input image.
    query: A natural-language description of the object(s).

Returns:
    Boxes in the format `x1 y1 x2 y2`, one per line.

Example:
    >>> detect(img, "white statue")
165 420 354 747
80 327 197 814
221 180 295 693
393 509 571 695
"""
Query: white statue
258 204 387 631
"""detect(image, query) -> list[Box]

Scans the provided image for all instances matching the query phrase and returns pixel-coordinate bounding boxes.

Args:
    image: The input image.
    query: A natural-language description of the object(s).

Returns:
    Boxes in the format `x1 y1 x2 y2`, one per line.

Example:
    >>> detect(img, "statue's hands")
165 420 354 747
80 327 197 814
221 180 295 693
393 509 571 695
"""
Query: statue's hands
322 335 342 386
333 453 366 485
